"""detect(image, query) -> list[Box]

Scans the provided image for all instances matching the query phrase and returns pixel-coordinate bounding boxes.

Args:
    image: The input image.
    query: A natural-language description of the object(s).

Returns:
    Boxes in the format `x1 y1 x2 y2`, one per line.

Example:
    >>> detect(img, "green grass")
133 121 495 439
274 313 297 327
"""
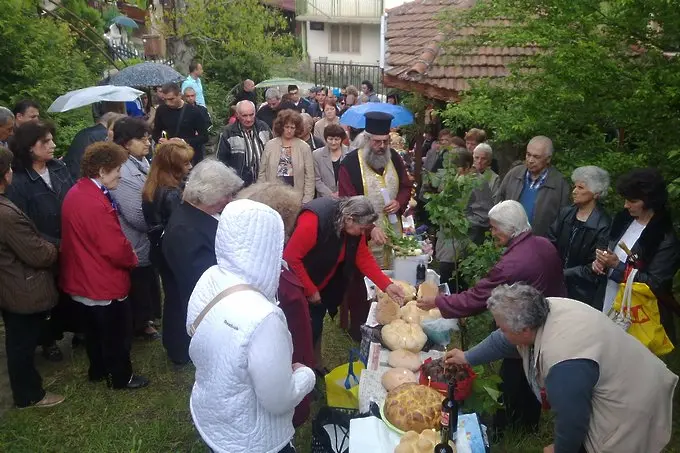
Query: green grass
0 317 678 452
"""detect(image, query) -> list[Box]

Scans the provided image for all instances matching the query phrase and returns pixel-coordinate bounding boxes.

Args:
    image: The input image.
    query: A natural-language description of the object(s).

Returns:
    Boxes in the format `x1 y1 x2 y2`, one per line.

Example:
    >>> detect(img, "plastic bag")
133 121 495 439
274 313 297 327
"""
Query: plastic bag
324 349 366 409
421 317 459 346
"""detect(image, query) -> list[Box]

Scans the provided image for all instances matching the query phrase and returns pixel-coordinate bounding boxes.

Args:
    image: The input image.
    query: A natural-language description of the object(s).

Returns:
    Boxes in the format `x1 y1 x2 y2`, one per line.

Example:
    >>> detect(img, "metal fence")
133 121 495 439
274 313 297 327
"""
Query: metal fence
109 43 175 67
314 61 386 96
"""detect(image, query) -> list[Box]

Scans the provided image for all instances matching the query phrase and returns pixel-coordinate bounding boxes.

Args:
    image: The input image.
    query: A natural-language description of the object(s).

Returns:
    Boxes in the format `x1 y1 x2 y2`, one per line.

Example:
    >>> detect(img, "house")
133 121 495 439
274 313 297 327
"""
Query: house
383 0 537 101
296 0 410 65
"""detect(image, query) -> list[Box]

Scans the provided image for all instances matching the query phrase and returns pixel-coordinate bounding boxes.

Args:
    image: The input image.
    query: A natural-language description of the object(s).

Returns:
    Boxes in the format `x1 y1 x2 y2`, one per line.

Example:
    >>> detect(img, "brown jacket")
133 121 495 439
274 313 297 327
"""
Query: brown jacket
259 137 315 204
496 164 570 237
0 195 58 314
519 298 678 453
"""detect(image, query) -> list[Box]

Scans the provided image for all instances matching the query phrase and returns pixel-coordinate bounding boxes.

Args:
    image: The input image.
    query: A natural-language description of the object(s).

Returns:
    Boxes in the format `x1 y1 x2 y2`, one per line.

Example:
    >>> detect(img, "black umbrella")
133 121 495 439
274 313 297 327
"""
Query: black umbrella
108 62 183 88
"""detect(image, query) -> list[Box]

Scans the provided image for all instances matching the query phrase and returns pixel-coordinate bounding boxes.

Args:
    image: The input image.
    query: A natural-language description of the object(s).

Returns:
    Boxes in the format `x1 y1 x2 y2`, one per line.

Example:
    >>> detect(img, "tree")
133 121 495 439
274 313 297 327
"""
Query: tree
438 0 680 205
0 0 104 153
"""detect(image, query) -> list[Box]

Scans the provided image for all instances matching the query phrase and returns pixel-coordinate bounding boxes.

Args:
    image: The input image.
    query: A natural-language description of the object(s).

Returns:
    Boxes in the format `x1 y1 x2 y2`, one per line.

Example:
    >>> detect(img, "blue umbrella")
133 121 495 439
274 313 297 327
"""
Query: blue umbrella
340 103 414 129
111 15 139 29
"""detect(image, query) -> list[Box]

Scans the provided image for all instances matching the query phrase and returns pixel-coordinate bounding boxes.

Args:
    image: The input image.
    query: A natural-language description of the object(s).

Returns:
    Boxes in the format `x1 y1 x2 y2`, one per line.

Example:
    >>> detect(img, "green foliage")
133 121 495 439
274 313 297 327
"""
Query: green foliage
164 0 301 126
465 364 503 415
438 0 680 207
459 237 504 290
0 0 103 154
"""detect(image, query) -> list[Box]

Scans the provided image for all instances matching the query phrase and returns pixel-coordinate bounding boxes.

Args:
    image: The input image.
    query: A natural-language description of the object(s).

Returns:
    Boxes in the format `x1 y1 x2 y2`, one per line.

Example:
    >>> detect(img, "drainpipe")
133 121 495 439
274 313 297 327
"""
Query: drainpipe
379 11 387 69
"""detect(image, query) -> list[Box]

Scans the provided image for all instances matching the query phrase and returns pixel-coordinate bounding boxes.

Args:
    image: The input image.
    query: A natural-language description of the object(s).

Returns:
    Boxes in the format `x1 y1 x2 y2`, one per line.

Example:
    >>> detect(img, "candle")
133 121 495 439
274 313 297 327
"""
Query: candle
428 376 431 387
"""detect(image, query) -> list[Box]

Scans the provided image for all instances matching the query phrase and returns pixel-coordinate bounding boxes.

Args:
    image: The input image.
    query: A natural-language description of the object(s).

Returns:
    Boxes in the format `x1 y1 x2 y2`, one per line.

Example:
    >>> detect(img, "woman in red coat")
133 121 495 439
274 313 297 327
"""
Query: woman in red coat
283 196 404 374
237 181 316 427
60 142 148 390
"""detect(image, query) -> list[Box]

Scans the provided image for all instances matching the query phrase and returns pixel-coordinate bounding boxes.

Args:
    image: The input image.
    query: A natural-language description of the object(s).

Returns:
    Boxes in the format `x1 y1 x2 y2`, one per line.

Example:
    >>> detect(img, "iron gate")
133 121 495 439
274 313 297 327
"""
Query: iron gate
314 61 386 97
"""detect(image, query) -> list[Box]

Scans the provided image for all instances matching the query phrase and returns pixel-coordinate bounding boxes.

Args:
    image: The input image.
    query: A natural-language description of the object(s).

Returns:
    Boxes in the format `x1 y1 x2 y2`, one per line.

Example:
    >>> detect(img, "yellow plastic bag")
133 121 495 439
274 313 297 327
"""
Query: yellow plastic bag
325 349 365 409
611 270 674 356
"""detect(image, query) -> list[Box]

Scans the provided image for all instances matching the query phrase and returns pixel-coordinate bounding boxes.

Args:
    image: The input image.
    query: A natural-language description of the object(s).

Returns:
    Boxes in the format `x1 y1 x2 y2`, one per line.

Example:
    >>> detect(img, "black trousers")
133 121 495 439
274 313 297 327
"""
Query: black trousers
2 310 46 407
129 266 162 333
80 299 133 388
39 290 83 347
160 262 191 364
493 358 542 433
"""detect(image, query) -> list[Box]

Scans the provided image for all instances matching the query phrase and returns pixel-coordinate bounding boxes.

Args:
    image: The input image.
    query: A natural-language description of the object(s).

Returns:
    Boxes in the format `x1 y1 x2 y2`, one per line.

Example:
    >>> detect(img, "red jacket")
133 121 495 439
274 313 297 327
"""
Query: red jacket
283 211 391 297
60 178 138 300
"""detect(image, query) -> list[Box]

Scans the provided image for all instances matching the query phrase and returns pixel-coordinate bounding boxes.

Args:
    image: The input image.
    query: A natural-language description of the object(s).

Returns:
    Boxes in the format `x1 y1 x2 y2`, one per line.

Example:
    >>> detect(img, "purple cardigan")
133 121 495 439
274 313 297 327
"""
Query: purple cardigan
436 231 567 318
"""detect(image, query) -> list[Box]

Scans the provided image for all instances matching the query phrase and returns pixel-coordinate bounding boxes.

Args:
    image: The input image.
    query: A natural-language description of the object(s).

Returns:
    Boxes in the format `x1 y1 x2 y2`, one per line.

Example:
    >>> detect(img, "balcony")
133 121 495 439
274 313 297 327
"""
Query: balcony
296 0 384 24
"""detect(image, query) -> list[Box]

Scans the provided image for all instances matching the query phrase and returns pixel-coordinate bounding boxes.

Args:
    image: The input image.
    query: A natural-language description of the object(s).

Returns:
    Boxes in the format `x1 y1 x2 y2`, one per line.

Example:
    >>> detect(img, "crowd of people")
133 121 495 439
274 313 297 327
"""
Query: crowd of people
0 68 678 453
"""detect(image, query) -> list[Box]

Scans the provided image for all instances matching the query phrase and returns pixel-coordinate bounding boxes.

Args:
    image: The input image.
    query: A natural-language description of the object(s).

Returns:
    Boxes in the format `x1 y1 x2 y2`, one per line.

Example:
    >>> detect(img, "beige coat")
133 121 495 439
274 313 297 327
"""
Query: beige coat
313 117 340 139
259 137 315 204
518 298 678 453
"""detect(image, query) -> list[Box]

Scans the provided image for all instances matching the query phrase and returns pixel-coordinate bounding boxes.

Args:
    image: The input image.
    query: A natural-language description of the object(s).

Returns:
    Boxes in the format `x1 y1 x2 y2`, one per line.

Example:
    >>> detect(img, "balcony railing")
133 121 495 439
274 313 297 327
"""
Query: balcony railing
296 0 383 20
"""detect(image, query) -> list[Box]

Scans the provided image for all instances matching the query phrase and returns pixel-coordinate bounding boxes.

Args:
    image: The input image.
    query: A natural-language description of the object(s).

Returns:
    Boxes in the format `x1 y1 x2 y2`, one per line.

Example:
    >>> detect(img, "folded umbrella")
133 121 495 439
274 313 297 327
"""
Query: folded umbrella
48 85 145 113
340 103 414 129
108 62 183 88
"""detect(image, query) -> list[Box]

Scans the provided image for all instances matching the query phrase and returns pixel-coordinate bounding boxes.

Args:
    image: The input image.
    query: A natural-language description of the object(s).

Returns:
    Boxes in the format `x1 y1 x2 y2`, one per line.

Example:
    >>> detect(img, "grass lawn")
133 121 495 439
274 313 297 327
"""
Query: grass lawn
1 317 679 452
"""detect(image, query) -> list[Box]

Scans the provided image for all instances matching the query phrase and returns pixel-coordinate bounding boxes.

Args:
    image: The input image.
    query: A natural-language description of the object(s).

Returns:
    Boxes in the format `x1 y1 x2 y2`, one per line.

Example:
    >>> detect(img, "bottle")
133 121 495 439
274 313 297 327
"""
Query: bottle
434 380 457 452
416 261 427 286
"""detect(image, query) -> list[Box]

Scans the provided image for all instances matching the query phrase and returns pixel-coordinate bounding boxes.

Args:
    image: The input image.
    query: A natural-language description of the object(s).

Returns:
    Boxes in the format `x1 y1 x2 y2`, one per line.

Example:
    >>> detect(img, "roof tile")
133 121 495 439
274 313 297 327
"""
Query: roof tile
384 0 534 100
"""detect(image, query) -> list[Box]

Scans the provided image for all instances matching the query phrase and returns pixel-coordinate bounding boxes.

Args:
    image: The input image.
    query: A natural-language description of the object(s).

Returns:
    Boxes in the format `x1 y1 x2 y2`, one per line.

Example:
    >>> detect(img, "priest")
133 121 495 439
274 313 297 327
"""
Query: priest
337 111 412 339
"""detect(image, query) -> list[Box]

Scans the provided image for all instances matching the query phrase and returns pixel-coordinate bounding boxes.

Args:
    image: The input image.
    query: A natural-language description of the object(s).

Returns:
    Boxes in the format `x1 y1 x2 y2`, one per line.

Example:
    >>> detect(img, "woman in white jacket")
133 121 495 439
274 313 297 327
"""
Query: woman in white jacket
186 199 316 453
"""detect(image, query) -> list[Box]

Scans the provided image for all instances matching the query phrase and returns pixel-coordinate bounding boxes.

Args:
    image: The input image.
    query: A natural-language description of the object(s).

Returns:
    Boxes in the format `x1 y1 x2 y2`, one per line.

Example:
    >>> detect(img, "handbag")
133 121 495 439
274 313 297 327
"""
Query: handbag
324 349 365 409
608 268 675 356
188 284 259 337
310 406 357 453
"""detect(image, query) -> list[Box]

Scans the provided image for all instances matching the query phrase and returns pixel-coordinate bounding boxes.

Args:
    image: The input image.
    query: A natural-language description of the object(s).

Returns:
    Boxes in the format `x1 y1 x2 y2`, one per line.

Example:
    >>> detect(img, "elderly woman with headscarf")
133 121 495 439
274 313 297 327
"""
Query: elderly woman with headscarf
161 159 244 366
237 181 314 427
418 200 566 433
594 168 680 341
446 283 678 453
186 199 316 453
548 166 611 309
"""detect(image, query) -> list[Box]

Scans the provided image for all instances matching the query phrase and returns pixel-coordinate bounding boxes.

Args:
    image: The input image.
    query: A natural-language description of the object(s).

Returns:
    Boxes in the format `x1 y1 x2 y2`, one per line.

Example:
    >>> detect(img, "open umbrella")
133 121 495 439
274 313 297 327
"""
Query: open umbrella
111 15 139 29
255 78 314 89
340 103 414 129
48 85 145 113
108 62 183 88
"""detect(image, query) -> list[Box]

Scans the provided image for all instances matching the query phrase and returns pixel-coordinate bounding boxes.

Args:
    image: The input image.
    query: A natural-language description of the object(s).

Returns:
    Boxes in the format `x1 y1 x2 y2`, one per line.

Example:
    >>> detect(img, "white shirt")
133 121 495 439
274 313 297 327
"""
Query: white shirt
38 168 52 189
602 220 646 313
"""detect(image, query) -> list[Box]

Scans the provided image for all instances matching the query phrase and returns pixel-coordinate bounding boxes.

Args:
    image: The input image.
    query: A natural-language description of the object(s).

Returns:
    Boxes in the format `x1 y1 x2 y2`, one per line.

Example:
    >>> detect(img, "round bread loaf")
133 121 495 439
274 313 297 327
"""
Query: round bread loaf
381 367 417 391
388 349 422 371
381 319 427 353
376 298 400 325
384 383 444 433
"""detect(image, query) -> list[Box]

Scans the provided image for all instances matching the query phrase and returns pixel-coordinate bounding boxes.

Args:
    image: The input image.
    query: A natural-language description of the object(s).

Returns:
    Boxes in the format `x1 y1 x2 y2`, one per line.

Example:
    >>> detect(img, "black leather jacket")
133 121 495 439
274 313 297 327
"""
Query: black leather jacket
548 204 610 308
5 159 74 245
594 210 680 307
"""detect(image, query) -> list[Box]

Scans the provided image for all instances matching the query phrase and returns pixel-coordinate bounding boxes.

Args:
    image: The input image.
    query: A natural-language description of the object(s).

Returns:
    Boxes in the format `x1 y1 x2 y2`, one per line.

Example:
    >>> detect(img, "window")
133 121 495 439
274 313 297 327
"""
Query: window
329 24 361 54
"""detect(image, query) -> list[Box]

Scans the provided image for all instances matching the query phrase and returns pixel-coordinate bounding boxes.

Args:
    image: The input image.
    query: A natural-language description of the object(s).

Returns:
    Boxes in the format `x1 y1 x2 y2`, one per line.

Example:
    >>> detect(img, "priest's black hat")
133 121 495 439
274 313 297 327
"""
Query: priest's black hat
364 111 393 135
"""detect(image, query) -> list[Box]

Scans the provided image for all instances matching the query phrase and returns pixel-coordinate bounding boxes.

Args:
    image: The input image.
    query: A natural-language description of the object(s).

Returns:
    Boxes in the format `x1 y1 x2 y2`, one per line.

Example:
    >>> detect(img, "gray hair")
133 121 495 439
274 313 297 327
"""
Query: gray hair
488 200 531 238
527 135 554 157
183 86 196 95
571 165 610 198
183 158 244 206
300 112 313 128
351 131 371 150
335 196 378 235
487 283 550 331
265 88 281 101
0 107 15 126
235 100 255 114
473 143 493 158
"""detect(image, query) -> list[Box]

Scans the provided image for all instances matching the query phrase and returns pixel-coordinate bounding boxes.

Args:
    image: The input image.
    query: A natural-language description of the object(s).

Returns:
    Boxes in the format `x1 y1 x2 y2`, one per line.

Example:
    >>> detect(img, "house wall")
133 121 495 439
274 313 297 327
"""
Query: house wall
306 22 381 65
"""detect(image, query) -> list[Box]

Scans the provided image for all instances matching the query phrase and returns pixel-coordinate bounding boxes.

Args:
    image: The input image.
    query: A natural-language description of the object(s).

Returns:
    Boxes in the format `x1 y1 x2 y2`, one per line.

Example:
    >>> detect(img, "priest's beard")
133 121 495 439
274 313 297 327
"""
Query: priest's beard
362 145 390 172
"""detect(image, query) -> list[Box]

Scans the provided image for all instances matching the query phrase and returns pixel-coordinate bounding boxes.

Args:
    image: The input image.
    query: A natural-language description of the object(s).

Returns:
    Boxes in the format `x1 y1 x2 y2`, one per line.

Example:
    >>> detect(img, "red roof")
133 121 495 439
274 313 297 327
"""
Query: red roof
384 0 537 101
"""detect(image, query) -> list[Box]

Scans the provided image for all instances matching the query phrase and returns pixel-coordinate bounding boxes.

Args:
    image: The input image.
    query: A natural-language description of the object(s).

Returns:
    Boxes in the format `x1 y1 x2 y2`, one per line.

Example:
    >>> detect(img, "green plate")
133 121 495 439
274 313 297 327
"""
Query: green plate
380 401 406 435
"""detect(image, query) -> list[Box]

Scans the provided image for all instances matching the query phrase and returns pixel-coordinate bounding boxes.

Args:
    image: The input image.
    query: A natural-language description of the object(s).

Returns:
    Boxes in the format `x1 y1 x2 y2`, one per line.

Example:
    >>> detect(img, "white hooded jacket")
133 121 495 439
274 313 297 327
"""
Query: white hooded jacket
186 200 316 453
